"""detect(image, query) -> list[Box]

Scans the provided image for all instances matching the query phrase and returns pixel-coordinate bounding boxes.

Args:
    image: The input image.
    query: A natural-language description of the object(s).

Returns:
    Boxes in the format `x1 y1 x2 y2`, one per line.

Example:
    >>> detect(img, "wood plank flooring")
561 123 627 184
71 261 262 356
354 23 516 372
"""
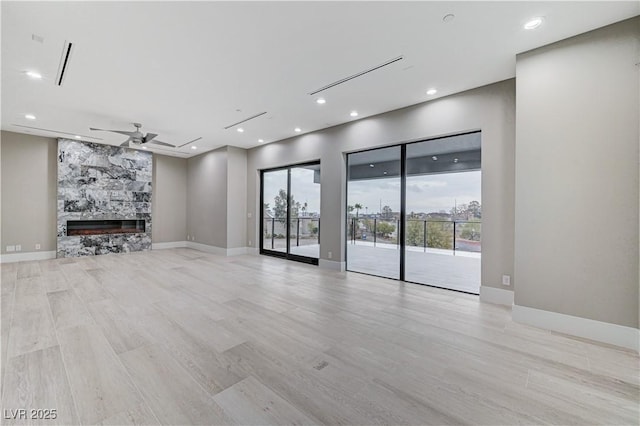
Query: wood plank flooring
1 248 638 425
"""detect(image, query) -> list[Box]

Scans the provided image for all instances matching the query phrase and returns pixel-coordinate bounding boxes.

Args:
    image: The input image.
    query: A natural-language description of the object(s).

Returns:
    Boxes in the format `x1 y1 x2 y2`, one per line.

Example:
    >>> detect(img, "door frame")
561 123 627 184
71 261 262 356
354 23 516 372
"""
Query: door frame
259 161 321 265
345 131 481 293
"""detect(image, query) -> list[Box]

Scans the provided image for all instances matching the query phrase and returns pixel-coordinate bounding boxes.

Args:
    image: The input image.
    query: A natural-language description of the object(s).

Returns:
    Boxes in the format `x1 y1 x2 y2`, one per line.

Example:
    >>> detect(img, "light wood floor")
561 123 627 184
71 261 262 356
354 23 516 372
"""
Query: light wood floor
1 248 638 425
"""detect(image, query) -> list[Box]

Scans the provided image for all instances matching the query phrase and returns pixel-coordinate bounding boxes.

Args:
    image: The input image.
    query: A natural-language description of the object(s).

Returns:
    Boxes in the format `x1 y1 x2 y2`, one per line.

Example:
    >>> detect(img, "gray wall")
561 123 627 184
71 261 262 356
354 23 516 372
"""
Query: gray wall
187 147 228 248
226 146 248 249
152 155 187 243
0 131 57 254
1 130 188 254
246 79 516 289
514 17 639 328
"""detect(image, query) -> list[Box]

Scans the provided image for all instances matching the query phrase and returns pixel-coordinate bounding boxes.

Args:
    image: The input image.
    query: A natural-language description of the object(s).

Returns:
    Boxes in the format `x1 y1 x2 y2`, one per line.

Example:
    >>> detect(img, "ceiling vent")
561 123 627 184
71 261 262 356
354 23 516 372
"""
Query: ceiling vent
177 137 202 148
55 41 74 86
308 55 404 96
223 111 267 129
11 124 102 140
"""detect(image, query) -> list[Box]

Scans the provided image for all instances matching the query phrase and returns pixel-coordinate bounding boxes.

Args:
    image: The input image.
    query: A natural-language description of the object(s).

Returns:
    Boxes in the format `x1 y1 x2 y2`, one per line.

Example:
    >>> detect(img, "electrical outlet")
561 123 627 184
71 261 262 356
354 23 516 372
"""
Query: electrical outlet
6 245 15 252
328 251 332 259
15 245 22 252
187 234 190 241
35 244 41 250
502 275 511 286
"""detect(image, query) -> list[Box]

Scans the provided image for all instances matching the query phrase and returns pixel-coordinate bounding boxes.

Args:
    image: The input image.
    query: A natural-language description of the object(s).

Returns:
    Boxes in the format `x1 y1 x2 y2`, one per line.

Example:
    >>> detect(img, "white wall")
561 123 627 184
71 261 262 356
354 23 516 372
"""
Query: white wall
247 79 516 289
514 17 639 328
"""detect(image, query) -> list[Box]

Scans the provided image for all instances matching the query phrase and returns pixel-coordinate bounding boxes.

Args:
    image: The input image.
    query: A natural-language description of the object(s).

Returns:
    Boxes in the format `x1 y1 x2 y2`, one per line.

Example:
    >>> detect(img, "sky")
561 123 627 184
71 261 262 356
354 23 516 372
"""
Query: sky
348 170 481 215
263 169 481 216
263 168 321 215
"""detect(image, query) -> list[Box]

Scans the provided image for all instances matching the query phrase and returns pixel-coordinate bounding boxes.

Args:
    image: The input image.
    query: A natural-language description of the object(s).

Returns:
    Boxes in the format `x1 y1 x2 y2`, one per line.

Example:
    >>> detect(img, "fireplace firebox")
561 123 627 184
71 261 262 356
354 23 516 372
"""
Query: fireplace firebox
66 220 146 236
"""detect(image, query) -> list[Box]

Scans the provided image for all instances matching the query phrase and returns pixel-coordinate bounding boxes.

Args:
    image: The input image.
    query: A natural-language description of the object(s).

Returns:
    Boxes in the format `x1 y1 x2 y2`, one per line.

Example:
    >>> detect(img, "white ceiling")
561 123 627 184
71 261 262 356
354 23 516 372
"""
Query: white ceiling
2 1 638 158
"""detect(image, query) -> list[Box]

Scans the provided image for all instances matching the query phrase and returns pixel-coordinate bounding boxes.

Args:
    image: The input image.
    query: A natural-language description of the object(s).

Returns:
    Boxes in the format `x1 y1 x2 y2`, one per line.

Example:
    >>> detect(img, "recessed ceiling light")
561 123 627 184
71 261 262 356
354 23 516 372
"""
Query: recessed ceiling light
258 139 264 143
432 156 438 161
237 128 244 133
75 135 81 139
383 171 388 175
369 164 375 168
294 127 301 132
350 111 358 117
26 71 42 79
191 146 197 150
426 88 437 95
453 158 459 163
142 146 148 150
524 17 544 30
25 114 36 120
316 98 326 104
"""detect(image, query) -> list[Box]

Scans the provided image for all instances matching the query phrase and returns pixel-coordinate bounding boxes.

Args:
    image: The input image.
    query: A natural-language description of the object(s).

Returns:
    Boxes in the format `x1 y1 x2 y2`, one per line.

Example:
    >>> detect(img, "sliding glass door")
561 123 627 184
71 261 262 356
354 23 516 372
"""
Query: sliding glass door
261 162 320 264
346 132 481 294
346 146 401 279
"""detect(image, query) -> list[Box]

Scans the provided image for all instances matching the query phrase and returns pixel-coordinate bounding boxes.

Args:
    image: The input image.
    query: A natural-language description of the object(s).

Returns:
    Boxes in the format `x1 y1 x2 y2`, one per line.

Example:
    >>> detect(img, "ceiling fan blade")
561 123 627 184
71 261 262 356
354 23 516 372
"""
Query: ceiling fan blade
149 140 176 148
90 127 137 137
143 133 158 143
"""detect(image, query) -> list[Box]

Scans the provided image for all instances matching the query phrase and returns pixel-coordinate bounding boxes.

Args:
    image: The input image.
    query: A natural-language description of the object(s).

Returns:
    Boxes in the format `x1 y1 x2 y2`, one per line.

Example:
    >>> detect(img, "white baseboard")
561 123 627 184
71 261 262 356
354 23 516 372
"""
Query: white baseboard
0 251 56 263
319 259 346 271
186 241 227 256
152 241 188 250
513 304 640 352
185 242 252 257
479 286 514 306
226 246 252 256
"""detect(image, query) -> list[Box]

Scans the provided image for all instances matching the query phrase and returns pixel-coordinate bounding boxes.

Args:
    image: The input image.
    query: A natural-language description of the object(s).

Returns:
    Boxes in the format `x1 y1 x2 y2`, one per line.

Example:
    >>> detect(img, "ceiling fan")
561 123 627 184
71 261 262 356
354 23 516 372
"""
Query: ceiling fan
89 122 176 147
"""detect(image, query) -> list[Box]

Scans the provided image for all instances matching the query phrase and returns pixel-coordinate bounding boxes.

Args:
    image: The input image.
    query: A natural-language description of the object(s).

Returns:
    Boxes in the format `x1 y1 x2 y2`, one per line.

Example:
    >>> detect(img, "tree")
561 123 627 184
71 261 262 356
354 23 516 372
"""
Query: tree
405 220 424 247
427 221 453 249
377 222 395 238
347 205 355 217
467 200 481 219
381 205 393 219
273 189 298 222
307 221 318 235
273 189 288 222
459 222 481 241
354 203 363 219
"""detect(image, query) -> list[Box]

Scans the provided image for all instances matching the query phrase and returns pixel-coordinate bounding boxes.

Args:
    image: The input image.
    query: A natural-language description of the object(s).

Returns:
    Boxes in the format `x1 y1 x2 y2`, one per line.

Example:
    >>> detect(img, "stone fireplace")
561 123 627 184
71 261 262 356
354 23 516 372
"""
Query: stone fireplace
56 139 152 257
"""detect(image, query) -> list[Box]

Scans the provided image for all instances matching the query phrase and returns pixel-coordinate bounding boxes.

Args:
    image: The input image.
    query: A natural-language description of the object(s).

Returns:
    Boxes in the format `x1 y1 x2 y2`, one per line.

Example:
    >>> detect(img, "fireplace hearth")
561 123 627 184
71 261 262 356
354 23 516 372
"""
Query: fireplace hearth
67 219 145 236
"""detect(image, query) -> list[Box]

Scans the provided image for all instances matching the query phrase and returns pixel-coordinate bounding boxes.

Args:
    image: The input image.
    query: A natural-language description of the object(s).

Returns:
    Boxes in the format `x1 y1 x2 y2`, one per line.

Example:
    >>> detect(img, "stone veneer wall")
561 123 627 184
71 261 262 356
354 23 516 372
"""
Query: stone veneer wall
57 139 152 257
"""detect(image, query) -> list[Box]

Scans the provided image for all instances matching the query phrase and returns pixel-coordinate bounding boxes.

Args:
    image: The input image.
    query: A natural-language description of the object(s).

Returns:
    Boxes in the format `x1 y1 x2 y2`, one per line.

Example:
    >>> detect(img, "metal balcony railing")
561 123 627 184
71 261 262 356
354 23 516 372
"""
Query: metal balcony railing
263 217 320 250
348 218 481 253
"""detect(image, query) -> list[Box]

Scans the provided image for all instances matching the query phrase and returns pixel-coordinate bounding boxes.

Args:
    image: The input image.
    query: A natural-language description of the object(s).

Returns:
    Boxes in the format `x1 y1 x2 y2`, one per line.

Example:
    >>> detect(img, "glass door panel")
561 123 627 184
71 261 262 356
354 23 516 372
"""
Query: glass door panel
289 165 321 259
346 146 401 279
262 169 288 253
405 134 481 293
